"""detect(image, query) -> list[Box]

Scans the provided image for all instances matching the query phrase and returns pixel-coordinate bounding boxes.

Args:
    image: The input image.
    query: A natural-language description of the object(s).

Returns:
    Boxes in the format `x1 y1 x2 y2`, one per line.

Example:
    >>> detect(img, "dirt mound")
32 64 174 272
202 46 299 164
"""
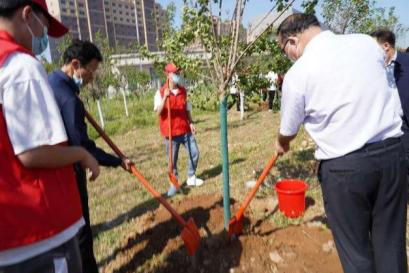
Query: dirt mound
103 194 342 273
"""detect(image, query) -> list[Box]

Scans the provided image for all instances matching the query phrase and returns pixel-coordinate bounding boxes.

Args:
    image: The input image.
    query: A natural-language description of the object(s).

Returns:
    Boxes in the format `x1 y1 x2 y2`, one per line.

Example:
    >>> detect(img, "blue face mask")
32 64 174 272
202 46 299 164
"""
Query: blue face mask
73 74 83 88
26 13 49 56
171 74 181 85
73 70 83 89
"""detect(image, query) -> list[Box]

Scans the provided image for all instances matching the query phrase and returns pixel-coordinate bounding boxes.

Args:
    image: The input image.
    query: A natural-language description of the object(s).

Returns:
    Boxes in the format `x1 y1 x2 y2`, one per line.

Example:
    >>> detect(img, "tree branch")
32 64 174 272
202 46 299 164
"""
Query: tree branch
228 0 244 75
228 0 295 86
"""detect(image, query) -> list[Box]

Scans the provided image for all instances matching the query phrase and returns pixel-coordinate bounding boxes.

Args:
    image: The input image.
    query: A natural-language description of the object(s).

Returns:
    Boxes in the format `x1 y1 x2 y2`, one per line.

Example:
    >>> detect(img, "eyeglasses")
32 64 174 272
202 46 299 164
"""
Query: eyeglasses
280 39 290 55
82 66 97 76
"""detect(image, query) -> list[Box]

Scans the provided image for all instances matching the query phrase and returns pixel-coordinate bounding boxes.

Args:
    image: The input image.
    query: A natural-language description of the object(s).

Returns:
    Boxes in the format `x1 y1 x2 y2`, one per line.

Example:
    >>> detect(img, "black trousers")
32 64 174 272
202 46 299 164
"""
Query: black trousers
232 93 240 111
262 90 275 110
75 167 99 273
400 118 409 171
318 138 408 273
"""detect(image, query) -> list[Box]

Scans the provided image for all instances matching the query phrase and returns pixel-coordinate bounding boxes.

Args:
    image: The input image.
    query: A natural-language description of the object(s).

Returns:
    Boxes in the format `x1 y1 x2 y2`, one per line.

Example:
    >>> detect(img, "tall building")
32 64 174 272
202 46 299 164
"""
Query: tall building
154 3 167 46
247 8 300 43
46 0 166 60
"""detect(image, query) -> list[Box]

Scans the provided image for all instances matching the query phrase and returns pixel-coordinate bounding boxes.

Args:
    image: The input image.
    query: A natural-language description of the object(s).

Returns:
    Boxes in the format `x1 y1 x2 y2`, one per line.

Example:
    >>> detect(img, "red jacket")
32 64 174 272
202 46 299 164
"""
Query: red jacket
159 83 191 137
0 30 83 250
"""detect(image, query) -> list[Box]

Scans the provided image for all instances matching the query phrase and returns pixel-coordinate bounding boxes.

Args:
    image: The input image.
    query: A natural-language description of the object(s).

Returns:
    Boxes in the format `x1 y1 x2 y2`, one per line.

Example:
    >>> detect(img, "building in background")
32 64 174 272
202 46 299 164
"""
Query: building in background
154 3 167 45
211 16 247 42
247 8 299 43
46 0 167 61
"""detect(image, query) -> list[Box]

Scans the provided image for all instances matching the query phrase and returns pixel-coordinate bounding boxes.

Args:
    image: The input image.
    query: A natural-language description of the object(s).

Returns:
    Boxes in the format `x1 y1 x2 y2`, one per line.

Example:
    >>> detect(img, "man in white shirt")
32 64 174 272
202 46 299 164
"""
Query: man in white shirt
229 73 240 111
276 13 407 273
265 71 278 111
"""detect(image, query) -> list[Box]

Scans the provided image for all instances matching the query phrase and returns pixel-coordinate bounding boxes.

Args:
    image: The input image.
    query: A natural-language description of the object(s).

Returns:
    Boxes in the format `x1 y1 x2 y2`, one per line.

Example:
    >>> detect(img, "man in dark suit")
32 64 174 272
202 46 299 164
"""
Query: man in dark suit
372 29 409 164
48 40 131 273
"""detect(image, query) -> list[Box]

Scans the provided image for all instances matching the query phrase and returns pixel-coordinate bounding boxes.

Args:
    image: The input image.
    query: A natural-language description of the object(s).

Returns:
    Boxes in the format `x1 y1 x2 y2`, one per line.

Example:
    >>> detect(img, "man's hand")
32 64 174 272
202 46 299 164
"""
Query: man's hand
163 88 170 98
276 133 296 156
80 151 100 181
190 123 196 135
276 139 290 156
121 158 132 172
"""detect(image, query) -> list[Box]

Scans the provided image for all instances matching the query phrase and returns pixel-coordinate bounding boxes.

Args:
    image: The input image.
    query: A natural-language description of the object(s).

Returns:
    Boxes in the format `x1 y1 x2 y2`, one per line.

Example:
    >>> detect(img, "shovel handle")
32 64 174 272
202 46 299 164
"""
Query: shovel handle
167 97 173 173
84 110 187 227
235 153 279 220
130 165 187 226
84 111 126 159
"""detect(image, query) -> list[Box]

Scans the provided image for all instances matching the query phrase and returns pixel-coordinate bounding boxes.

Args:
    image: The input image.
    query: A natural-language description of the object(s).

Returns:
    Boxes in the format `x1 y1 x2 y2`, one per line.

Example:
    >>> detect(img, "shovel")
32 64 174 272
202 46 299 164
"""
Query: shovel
167 96 181 189
84 110 201 256
228 153 279 238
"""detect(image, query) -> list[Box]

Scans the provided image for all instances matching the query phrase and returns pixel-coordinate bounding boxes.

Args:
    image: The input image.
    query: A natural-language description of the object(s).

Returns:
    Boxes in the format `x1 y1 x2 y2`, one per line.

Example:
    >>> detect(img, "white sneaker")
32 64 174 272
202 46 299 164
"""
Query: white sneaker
245 180 257 188
187 175 204 187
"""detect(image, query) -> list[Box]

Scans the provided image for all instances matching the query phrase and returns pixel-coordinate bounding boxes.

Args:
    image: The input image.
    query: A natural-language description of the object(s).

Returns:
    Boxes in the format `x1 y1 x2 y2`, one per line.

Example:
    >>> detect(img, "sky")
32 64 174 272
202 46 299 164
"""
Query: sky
156 0 409 48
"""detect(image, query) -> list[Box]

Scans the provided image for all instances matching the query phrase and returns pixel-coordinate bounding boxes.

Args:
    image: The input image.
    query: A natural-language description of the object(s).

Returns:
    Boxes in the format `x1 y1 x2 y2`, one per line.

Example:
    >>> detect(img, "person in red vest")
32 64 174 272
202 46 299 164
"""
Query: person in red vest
154 63 204 197
0 0 100 272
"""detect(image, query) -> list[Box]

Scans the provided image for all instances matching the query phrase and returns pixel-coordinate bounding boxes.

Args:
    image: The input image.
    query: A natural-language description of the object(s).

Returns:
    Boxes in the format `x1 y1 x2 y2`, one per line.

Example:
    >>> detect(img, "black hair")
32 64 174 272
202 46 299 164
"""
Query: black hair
0 1 44 19
370 29 396 48
63 39 103 66
277 13 320 41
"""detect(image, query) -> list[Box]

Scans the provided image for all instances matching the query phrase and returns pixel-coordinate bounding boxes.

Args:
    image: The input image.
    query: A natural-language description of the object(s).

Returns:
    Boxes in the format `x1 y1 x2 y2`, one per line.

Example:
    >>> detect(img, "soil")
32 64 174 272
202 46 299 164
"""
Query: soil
103 194 343 273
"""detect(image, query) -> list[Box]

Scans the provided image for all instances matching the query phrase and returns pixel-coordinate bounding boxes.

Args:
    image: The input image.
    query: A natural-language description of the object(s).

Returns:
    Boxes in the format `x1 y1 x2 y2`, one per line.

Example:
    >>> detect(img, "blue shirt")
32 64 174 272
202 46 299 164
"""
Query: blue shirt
48 70 121 167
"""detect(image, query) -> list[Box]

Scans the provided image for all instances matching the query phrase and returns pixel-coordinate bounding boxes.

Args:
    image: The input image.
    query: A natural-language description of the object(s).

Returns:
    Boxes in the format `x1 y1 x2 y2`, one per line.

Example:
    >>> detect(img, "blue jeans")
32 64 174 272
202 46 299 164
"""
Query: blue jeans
165 132 199 178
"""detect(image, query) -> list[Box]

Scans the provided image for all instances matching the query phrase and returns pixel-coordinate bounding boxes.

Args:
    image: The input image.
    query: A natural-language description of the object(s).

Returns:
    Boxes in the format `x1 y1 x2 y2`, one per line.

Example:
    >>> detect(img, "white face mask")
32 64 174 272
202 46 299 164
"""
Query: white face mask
288 41 300 63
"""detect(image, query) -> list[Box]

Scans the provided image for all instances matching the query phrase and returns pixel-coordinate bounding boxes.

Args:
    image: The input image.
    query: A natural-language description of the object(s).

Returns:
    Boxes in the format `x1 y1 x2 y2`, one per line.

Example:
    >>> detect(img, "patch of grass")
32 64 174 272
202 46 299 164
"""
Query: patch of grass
85 91 158 139
271 211 304 228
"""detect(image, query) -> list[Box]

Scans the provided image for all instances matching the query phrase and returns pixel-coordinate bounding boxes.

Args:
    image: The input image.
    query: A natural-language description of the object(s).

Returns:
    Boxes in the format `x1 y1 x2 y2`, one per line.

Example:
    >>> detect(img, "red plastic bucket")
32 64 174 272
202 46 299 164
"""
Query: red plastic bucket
275 179 308 218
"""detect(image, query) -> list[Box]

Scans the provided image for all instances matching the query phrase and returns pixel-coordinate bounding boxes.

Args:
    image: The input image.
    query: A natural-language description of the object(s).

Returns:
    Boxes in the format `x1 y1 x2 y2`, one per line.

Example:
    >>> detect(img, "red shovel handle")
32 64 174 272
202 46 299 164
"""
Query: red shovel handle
84 110 187 227
167 97 173 173
130 165 186 226
235 153 279 220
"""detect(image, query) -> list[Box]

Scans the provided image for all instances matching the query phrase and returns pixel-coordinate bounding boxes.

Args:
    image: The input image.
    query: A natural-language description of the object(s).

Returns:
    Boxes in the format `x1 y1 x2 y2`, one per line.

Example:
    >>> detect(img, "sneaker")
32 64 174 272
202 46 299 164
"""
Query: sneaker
167 185 178 197
186 175 204 187
245 180 257 188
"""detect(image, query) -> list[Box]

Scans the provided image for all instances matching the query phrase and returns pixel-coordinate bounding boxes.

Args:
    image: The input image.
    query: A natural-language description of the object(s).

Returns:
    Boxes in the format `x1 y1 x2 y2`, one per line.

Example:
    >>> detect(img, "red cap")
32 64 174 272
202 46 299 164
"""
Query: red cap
164 63 180 74
32 0 69 38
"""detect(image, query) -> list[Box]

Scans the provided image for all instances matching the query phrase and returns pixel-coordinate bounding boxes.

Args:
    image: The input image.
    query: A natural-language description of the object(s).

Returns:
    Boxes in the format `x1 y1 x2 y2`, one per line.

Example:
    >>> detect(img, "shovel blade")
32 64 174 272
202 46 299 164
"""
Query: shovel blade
228 216 243 238
168 173 181 189
180 218 201 256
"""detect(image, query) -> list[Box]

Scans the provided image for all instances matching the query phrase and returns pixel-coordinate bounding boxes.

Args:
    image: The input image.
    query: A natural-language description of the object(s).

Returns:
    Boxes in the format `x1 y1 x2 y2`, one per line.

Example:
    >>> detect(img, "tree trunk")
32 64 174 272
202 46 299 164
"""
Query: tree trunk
96 99 105 129
219 94 231 230
121 87 129 117
240 91 244 120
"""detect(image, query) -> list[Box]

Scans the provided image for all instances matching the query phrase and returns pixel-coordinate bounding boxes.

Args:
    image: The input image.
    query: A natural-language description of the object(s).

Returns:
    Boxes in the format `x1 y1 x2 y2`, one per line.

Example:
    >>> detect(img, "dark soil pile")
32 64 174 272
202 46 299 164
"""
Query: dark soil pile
103 194 342 273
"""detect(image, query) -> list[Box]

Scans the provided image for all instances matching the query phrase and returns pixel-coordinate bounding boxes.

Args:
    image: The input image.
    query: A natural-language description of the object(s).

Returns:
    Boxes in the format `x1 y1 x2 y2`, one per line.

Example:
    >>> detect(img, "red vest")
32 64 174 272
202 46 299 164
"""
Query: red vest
0 31 83 250
159 83 191 137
